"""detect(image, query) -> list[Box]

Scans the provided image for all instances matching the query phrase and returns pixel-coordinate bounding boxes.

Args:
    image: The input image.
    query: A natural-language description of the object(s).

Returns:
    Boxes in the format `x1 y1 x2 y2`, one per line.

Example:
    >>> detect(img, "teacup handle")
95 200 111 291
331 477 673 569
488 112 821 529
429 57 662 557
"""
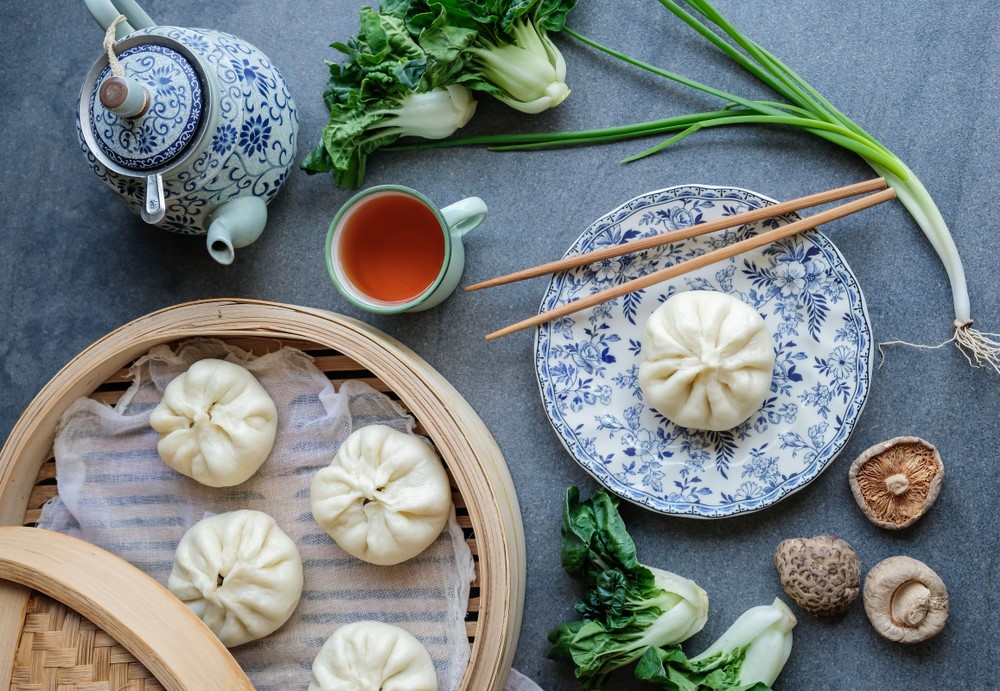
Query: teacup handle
440 197 488 239
84 0 156 39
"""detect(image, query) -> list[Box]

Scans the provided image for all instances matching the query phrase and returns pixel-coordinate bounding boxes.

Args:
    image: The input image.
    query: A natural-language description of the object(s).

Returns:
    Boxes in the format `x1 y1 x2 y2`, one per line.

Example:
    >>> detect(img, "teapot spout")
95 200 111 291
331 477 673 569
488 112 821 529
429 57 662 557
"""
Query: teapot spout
206 197 268 265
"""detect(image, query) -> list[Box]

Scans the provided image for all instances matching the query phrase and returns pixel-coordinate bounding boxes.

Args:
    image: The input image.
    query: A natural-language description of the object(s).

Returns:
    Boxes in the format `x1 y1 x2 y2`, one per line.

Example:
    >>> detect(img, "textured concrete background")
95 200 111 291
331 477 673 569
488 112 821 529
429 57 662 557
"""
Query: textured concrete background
1 1 998 689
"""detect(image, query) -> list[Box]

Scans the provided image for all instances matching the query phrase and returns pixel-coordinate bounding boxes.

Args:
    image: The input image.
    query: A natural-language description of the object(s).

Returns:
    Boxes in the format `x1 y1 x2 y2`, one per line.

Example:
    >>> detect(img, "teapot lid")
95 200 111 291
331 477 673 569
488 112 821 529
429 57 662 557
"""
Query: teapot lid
83 39 205 172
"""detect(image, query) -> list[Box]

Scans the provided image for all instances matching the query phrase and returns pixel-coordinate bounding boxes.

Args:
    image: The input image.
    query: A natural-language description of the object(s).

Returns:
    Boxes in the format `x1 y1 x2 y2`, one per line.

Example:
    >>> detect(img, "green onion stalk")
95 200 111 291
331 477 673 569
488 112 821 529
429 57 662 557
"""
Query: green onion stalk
405 0 999 371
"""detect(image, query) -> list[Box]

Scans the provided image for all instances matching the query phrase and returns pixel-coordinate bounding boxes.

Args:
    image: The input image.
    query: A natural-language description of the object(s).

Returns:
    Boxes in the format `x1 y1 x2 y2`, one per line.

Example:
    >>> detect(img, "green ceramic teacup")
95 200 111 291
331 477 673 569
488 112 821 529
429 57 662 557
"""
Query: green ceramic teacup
326 185 488 314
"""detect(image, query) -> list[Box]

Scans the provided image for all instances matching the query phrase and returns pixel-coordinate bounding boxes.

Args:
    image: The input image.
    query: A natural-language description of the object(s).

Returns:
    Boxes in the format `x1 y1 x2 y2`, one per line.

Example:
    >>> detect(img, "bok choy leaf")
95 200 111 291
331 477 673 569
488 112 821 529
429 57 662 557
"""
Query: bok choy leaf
300 7 477 188
385 0 578 113
549 487 709 690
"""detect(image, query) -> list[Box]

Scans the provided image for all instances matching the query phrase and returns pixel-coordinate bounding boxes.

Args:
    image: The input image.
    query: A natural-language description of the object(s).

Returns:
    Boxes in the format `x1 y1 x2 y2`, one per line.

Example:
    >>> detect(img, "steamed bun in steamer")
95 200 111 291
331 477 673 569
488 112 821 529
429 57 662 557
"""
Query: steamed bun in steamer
167 509 303 647
310 424 452 566
307 620 437 691
149 358 277 487
638 290 775 431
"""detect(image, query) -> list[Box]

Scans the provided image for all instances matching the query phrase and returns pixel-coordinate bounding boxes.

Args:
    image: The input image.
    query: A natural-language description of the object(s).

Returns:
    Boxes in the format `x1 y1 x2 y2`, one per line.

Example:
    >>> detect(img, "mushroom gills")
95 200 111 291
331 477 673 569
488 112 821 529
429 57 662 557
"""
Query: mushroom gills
848 437 944 530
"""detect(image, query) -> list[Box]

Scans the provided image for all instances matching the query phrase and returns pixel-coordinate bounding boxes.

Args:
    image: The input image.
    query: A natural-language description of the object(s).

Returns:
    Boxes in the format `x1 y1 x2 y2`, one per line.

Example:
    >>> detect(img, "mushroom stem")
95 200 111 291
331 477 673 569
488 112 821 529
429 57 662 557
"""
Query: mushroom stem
863 556 948 643
884 472 911 496
890 581 931 627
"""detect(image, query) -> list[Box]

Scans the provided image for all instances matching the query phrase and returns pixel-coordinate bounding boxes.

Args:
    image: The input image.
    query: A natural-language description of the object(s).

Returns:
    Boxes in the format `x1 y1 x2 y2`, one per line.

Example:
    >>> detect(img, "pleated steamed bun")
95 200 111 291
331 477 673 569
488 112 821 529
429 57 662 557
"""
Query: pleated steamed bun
167 510 303 647
638 290 775 431
308 621 437 691
310 424 452 566
150 358 277 487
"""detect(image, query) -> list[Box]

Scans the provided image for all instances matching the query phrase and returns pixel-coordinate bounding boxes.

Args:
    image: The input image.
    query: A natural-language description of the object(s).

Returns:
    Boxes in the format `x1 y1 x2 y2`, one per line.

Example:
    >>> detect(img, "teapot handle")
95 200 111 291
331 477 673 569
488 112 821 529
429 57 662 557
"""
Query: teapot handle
84 0 155 39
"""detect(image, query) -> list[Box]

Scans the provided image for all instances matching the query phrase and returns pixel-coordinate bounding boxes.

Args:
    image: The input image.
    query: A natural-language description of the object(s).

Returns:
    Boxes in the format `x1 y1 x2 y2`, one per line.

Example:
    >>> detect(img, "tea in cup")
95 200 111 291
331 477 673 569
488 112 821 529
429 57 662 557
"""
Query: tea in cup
326 185 487 313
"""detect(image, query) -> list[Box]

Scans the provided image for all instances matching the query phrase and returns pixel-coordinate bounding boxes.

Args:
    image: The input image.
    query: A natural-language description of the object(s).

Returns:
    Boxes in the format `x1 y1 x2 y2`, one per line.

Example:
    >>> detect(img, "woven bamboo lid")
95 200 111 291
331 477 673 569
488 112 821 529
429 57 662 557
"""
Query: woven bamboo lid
0 299 525 691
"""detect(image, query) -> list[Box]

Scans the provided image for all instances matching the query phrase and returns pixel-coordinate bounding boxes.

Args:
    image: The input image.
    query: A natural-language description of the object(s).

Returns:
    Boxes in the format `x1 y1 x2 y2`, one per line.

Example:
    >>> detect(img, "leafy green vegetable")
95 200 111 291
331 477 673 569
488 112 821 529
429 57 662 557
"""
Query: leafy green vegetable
635 597 796 691
303 0 578 187
386 0 578 113
461 12 570 113
300 6 477 187
407 0 1000 369
549 487 709 690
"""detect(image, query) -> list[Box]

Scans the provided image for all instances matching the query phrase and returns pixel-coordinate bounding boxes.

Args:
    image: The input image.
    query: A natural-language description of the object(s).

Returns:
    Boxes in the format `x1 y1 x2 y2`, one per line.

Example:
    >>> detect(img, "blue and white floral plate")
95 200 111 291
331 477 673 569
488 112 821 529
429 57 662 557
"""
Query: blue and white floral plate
534 185 873 518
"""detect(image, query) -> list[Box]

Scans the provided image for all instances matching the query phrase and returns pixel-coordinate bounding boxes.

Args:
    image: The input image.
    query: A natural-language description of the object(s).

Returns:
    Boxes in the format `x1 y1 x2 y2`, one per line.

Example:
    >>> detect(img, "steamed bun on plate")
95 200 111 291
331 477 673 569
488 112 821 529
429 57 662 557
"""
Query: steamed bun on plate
149 358 277 487
308 621 437 691
311 424 452 566
167 509 303 647
638 290 775 432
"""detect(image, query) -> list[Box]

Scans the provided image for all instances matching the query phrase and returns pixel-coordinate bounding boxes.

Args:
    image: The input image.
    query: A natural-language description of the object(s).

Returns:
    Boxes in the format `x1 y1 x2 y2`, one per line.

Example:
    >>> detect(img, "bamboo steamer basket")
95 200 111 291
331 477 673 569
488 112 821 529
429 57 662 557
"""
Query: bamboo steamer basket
0 299 525 691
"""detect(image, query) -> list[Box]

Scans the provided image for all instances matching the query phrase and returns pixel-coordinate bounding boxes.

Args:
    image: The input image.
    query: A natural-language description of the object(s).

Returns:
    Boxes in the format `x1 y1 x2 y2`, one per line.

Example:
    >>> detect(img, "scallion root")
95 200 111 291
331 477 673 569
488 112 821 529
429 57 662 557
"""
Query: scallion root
878 322 1000 373
953 321 1000 373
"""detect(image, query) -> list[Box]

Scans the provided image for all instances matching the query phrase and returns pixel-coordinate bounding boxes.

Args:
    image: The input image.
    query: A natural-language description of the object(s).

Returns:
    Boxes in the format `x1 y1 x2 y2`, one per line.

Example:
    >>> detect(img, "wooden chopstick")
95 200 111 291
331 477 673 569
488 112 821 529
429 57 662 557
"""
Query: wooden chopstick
485 186 896 340
467 177 888 292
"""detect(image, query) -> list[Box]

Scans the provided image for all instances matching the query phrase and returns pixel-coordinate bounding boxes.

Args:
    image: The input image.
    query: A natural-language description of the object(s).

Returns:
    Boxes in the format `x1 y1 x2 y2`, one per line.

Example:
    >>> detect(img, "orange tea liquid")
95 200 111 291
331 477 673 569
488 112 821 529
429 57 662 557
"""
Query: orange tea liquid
338 191 446 303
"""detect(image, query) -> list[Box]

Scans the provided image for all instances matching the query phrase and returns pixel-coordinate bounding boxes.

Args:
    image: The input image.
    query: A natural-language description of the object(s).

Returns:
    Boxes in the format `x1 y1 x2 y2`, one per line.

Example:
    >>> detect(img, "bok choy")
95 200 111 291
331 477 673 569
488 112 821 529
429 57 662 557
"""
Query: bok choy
410 0 999 370
635 597 796 690
302 0 578 187
300 8 478 188
386 0 577 113
549 487 709 689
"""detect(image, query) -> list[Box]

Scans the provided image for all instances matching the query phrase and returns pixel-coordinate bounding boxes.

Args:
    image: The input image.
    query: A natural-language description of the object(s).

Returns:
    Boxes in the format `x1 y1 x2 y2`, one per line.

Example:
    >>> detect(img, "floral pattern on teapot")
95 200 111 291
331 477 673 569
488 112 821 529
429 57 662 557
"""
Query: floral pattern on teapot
79 27 297 236
88 43 204 170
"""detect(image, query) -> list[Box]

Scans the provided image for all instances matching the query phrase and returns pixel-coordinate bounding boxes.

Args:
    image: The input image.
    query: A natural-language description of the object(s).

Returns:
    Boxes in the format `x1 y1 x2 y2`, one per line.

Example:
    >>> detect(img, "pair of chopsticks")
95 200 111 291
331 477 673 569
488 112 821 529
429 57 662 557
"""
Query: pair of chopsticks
474 177 896 340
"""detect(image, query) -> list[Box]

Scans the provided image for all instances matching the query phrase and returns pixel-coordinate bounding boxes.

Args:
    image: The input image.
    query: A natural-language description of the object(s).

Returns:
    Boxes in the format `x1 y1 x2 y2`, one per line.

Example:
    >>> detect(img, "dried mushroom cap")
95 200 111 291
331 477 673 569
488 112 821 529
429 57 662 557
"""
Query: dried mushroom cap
848 436 944 529
774 535 861 616
863 555 948 643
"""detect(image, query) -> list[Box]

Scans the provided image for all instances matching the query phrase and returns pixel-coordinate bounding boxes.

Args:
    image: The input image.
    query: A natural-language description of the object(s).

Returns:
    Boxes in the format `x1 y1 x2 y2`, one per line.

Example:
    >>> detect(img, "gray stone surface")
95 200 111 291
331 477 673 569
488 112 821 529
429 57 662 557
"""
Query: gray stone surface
1 1 998 689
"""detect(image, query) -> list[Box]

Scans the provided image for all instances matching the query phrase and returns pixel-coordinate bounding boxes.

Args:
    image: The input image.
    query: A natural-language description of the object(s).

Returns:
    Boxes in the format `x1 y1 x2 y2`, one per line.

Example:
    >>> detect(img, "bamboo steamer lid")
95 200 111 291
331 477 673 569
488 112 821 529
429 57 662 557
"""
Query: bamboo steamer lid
0 299 525 691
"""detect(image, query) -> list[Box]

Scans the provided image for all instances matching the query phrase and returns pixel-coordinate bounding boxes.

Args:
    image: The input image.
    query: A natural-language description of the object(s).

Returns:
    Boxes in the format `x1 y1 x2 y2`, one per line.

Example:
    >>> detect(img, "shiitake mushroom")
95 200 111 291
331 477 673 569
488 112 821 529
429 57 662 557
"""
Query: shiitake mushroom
848 436 944 530
774 535 861 616
862 556 948 643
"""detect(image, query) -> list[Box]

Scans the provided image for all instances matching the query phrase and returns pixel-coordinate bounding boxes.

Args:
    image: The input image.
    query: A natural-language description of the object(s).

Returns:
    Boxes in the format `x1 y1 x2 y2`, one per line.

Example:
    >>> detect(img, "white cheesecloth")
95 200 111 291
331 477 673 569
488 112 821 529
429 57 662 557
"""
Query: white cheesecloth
38 338 476 691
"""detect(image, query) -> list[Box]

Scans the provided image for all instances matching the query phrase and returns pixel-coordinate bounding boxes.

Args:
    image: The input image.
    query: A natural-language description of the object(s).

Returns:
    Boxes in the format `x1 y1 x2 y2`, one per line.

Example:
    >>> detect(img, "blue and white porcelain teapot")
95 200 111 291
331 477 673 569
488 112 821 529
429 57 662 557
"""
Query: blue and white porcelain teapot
79 0 298 264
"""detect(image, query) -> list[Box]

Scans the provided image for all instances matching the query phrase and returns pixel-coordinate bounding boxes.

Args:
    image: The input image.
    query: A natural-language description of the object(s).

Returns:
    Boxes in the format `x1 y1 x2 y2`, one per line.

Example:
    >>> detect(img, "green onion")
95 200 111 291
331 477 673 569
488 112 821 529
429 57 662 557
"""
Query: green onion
412 0 999 370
